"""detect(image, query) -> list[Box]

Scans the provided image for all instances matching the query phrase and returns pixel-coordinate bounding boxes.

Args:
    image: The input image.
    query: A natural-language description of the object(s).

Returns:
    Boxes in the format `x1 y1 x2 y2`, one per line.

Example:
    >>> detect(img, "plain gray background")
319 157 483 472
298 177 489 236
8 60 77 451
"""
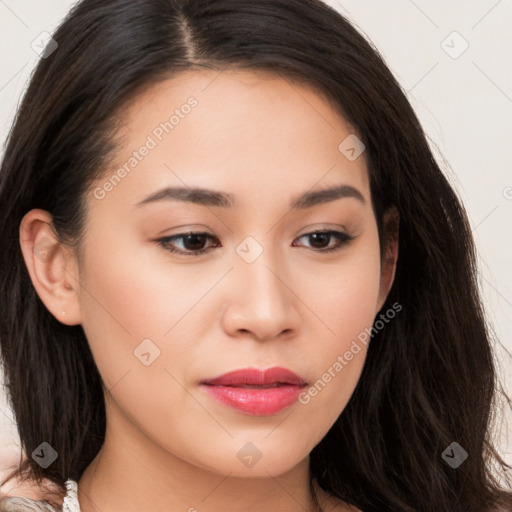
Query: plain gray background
1 0 511 485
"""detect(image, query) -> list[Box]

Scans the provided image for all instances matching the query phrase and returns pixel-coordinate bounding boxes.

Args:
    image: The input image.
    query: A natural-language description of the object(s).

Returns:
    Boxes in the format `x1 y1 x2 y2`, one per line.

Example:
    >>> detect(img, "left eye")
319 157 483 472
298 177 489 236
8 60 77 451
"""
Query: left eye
293 230 354 252
156 230 354 256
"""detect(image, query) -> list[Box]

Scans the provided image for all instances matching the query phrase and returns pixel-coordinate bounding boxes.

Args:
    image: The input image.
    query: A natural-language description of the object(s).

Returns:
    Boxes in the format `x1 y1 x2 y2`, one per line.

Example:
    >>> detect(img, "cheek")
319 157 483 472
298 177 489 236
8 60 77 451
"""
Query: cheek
79 217 190 330
74 232 168 381
76 224 226 392
294 236 382 428
301 233 382 349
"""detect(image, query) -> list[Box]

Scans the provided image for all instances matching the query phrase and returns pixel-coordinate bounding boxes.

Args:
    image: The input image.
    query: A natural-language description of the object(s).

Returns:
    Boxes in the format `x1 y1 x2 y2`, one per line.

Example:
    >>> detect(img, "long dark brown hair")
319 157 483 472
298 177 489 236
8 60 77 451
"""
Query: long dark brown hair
1 1 511 510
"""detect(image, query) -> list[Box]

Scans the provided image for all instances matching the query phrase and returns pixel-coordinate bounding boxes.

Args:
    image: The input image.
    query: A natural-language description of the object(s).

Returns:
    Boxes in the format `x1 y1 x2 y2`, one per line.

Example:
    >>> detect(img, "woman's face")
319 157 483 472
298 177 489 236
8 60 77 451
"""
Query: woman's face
32 69 397 478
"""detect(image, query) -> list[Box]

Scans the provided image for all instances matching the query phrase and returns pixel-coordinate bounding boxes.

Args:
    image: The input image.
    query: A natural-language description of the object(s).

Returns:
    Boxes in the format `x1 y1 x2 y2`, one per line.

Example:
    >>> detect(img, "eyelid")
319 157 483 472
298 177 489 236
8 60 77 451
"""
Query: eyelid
294 222 349 237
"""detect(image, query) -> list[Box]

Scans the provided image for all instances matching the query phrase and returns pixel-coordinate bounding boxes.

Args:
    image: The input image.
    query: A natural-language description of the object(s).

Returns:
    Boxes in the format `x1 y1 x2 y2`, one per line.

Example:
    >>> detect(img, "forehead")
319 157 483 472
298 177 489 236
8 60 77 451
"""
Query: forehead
90 68 370 212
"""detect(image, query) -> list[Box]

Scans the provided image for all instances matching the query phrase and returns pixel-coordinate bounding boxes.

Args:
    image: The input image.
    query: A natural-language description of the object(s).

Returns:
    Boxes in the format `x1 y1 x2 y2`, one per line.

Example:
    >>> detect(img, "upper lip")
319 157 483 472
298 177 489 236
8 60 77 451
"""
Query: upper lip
201 367 307 387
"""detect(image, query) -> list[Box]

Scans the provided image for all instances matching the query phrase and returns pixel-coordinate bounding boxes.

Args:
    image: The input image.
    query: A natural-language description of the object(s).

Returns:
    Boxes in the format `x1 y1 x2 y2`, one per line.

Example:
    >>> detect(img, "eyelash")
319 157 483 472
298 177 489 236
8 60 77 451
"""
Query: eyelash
155 230 354 256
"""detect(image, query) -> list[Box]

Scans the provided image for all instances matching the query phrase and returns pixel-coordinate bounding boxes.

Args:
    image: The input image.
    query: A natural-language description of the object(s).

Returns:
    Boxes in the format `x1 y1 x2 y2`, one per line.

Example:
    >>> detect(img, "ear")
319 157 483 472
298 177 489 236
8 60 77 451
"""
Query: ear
19 209 82 325
376 206 399 313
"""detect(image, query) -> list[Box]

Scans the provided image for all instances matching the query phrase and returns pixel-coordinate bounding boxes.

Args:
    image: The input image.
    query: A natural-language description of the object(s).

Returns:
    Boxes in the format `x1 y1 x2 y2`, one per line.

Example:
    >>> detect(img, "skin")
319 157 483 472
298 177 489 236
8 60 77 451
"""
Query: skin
18 69 398 512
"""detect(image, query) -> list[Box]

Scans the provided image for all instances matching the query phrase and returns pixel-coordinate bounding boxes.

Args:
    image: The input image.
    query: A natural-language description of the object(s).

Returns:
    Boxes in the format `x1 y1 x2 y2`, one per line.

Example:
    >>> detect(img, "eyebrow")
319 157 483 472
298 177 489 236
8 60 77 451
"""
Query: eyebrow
135 183 366 210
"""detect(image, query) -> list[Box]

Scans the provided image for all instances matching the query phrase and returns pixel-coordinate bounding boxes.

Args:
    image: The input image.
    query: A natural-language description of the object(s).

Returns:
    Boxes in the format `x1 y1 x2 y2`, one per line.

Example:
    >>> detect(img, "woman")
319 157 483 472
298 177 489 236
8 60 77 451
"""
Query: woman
1 0 511 511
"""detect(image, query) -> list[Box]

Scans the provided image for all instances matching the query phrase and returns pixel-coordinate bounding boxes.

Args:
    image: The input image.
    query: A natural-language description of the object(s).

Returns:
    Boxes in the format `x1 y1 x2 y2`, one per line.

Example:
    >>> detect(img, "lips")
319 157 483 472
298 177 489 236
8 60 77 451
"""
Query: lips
201 367 307 387
200 367 308 416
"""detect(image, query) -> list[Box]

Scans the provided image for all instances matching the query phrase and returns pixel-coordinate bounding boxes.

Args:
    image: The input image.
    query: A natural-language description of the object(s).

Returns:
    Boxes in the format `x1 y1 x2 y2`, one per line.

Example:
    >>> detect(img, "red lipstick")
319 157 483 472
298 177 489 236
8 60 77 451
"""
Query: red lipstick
200 367 307 416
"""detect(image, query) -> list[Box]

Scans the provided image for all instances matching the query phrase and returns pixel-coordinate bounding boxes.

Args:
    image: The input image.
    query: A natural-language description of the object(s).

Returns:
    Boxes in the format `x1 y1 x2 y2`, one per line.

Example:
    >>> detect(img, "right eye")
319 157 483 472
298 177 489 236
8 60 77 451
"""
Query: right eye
156 232 221 256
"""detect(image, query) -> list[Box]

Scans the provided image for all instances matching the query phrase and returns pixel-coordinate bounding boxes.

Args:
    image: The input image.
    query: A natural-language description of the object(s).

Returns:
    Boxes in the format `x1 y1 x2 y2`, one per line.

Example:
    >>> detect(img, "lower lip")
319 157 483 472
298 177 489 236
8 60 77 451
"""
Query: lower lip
201 384 305 416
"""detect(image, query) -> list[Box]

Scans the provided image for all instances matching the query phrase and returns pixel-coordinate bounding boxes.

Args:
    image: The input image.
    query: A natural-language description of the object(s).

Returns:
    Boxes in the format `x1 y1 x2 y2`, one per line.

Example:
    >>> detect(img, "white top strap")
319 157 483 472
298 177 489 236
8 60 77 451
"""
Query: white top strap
62 480 81 512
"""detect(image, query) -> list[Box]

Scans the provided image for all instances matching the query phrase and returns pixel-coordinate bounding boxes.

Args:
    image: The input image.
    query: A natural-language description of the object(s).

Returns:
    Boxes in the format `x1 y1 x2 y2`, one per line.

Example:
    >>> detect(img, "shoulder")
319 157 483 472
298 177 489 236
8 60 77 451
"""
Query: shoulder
0 496 61 511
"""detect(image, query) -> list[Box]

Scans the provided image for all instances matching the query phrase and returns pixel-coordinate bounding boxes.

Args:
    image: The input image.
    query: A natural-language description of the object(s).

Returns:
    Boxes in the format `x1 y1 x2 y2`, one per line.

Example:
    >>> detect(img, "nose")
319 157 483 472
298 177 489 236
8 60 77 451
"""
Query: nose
220 247 300 342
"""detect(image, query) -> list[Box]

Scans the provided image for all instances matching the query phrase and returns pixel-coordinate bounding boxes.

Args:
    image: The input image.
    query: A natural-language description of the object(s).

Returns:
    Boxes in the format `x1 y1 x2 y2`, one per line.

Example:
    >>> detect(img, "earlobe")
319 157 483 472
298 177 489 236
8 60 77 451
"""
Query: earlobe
377 206 399 312
19 209 81 325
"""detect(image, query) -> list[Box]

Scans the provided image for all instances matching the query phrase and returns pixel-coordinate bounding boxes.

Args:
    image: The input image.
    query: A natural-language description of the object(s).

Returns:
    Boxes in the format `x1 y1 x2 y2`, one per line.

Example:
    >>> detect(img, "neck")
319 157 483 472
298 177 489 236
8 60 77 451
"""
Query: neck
77 399 325 512
78 451 322 512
